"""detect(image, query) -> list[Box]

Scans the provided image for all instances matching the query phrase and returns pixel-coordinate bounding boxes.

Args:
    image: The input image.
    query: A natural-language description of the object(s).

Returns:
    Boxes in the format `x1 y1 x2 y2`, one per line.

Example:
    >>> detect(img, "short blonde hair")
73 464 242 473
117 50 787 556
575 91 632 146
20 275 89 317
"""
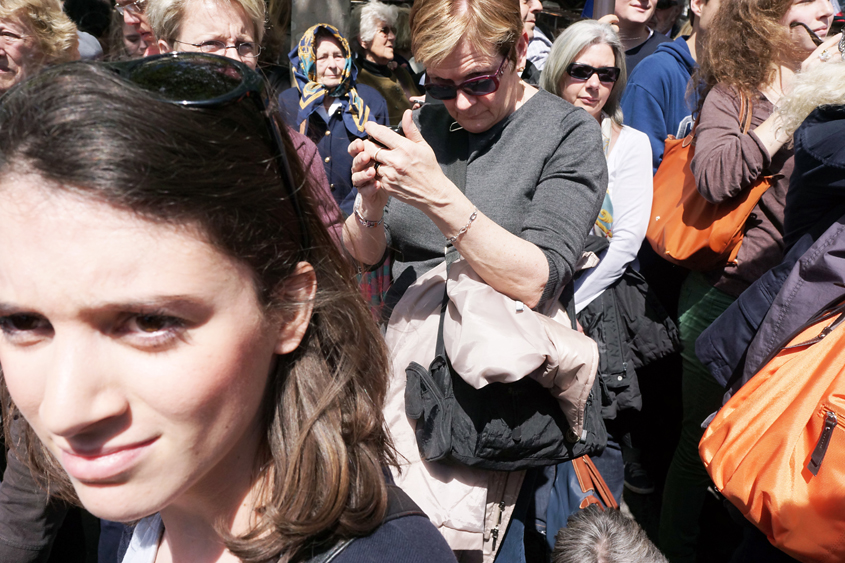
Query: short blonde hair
410 0 523 69
539 20 627 126
779 60 845 137
0 0 78 67
146 0 266 45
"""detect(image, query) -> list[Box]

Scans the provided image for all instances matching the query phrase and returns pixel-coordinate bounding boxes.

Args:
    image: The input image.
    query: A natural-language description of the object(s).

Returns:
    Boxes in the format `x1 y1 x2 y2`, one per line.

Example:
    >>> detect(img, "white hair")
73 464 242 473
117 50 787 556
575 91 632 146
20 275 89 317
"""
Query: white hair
779 59 845 137
553 506 668 563
358 0 398 44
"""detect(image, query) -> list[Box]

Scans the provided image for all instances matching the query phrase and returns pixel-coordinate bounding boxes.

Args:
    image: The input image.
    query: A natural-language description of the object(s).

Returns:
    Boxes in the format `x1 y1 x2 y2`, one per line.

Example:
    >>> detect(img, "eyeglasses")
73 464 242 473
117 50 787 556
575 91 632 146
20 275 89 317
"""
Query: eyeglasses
566 63 620 84
424 57 508 101
108 53 308 252
378 26 396 36
114 0 147 16
173 39 262 59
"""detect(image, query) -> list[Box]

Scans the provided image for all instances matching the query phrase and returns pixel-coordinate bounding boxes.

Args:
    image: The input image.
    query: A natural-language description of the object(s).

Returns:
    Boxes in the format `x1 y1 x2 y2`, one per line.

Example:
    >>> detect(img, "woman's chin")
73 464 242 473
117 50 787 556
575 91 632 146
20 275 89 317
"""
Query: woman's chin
72 481 164 523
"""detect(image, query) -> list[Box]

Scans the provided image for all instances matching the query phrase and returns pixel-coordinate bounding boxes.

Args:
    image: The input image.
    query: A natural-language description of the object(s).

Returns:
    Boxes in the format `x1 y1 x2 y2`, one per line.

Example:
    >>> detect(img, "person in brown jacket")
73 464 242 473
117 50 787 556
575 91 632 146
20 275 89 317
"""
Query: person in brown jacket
658 0 840 559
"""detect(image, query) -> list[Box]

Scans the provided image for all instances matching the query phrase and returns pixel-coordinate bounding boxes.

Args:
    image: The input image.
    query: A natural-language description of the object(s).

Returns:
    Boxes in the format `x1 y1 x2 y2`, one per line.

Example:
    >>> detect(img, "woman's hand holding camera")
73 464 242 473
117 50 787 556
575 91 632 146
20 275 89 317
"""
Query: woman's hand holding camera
349 109 458 218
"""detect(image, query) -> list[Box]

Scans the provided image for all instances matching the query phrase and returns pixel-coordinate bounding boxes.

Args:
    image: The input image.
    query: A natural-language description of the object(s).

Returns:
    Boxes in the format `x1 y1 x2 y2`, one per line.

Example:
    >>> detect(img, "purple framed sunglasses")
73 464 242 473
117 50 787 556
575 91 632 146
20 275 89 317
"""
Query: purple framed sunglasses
424 57 508 100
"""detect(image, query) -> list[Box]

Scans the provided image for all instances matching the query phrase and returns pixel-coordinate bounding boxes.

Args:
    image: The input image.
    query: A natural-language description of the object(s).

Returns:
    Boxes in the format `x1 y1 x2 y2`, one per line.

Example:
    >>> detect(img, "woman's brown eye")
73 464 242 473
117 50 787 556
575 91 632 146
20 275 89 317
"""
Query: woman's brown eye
135 315 169 333
7 315 44 331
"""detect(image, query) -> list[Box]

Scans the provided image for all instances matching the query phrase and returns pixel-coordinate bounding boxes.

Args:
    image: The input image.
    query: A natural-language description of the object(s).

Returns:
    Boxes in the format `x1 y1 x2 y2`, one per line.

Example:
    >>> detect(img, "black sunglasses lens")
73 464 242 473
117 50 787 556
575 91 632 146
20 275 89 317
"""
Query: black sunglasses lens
424 83 457 100
463 78 497 96
596 68 619 82
568 64 618 83
568 64 594 80
127 57 244 102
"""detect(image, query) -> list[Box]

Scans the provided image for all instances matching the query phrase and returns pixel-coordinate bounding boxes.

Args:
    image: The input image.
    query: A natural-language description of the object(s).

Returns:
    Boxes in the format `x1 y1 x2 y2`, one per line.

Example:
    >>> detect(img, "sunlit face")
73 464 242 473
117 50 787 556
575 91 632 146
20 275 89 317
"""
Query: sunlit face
163 0 259 69
117 0 156 55
315 35 346 89
558 43 617 121
0 178 290 523
520 0 543 39
361 20 394 65
690 0 720 34
426 38 527 134
781 0 834 55
615 0 656 26
0 17 38 94
648 3 682 35
122 21 148 58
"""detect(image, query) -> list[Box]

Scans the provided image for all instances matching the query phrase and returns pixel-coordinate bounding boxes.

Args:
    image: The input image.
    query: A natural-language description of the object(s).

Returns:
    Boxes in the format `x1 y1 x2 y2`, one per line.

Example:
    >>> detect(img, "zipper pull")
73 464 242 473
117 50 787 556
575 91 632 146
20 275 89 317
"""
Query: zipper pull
808 411 838 476
490 501 505 551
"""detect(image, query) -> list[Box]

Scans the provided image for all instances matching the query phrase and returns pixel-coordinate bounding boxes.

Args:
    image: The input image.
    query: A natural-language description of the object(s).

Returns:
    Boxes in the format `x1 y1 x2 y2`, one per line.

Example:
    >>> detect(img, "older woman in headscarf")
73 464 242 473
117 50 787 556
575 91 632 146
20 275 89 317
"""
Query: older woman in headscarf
279 24 389 216
0 0 77 95
355 0 422 125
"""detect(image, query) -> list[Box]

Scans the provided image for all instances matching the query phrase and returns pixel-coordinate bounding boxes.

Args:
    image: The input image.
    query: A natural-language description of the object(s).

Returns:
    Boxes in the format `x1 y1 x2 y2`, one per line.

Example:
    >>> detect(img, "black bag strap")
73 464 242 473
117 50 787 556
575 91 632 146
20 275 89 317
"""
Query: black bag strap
755 296 845 370
432 116 469 361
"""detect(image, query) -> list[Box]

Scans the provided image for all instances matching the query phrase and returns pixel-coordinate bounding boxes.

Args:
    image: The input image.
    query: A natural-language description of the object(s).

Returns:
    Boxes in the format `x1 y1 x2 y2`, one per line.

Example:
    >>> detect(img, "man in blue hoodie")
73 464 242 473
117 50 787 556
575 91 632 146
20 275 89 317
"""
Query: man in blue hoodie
620 0 720 174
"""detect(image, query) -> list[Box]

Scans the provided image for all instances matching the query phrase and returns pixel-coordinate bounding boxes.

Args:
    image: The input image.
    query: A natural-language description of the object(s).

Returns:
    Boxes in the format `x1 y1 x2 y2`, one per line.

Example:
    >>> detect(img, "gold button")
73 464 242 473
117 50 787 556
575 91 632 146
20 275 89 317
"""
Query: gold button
325 130 330 136
330 183 335 189
324 156 331 163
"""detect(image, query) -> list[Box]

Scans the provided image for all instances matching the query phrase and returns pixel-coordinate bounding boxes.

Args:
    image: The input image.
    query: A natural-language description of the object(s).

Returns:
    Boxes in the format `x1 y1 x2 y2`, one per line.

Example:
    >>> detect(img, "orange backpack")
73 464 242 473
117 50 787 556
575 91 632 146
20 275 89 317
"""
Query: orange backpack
647 94 775 271
699 300 845 562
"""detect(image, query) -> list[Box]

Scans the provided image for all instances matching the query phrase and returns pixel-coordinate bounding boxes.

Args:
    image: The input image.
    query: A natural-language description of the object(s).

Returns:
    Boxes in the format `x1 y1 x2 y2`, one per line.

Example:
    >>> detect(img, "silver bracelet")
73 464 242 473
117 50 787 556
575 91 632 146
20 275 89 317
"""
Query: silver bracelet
446 208 478 244
354 194 384 228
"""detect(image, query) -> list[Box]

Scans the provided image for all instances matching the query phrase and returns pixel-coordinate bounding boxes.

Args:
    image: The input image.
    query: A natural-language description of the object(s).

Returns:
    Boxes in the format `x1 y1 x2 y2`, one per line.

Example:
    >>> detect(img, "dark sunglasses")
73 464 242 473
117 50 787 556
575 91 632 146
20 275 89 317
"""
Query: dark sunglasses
424 57 507 100
108 53 309 252
566 62 620 84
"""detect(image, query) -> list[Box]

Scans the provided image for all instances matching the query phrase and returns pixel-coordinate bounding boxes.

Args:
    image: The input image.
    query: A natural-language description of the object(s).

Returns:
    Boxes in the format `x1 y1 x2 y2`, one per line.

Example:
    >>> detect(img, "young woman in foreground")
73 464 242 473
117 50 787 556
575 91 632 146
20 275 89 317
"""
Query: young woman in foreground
0 55 455 563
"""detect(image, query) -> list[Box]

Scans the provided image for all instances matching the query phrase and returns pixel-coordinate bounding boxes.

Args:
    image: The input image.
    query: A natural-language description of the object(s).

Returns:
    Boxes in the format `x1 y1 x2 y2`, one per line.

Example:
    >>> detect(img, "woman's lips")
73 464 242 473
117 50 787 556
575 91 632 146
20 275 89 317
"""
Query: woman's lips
60 438 157 482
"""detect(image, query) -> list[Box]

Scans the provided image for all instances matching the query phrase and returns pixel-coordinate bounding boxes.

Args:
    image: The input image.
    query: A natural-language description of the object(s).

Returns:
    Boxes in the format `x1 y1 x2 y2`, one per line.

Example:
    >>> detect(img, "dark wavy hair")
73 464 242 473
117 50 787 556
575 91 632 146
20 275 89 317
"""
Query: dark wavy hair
0 62 394 563
695 0 802 113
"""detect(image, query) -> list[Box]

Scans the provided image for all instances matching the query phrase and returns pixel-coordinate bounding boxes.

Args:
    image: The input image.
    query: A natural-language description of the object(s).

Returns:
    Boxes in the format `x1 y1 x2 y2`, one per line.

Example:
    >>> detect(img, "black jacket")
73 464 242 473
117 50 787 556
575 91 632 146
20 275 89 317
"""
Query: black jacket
576 237 680 418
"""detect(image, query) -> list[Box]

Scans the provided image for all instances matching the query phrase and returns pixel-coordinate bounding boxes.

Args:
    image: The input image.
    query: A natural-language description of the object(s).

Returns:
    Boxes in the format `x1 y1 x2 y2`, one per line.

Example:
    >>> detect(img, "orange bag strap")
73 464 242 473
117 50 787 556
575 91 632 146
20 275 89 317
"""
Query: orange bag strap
739 92 753 135
572 455 620 510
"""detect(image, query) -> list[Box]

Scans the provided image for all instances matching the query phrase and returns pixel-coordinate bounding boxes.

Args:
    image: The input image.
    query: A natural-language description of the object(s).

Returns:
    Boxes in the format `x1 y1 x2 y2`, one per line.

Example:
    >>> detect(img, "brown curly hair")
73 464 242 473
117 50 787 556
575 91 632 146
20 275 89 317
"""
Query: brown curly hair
695 0 803 113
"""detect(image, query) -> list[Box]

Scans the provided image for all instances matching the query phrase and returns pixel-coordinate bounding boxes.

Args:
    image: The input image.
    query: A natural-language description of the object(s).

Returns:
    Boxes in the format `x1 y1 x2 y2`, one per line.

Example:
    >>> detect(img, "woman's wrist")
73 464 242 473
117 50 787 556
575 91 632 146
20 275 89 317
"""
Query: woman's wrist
354 193 385 228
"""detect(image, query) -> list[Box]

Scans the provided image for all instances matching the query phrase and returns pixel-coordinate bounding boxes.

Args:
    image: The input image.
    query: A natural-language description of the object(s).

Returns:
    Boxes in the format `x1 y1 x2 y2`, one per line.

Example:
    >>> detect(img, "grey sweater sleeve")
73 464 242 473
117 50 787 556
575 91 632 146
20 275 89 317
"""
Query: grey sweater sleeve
516 101 607 300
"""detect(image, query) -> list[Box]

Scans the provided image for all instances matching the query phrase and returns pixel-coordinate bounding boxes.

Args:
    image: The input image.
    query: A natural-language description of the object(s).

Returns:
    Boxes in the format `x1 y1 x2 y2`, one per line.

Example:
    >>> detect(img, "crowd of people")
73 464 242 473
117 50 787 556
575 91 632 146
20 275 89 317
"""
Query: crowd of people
0 0 843 562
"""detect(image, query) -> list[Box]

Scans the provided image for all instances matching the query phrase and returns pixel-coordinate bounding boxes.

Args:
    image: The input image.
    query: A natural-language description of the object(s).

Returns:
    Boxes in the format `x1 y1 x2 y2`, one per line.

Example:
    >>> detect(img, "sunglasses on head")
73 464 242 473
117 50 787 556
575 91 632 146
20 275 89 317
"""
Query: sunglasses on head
424 57 508 101
566 62 620 84
108 52 309 252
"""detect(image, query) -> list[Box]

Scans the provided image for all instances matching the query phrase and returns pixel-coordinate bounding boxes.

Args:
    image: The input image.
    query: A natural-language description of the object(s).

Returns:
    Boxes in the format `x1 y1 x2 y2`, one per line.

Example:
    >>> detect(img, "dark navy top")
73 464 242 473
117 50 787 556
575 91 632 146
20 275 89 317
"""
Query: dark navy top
279 84 389 216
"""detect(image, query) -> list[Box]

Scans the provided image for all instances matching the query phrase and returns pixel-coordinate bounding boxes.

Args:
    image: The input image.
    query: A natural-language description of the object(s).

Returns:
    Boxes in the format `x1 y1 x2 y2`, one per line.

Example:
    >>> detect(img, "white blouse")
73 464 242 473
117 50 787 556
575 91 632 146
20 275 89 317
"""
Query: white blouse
573 124 653 312
120 514 162 563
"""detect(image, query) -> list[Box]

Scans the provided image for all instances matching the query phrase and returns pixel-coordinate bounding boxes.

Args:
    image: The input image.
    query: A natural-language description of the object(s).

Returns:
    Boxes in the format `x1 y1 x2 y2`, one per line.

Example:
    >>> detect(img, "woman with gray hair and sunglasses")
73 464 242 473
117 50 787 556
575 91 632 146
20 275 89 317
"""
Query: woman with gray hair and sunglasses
354 0 421 125
540 20 654 502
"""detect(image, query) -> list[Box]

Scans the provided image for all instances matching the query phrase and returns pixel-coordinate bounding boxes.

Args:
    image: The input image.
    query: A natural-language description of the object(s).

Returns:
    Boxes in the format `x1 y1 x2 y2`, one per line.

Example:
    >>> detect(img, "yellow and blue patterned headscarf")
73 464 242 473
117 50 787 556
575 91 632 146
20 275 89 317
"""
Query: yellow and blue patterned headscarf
290 24 371 137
